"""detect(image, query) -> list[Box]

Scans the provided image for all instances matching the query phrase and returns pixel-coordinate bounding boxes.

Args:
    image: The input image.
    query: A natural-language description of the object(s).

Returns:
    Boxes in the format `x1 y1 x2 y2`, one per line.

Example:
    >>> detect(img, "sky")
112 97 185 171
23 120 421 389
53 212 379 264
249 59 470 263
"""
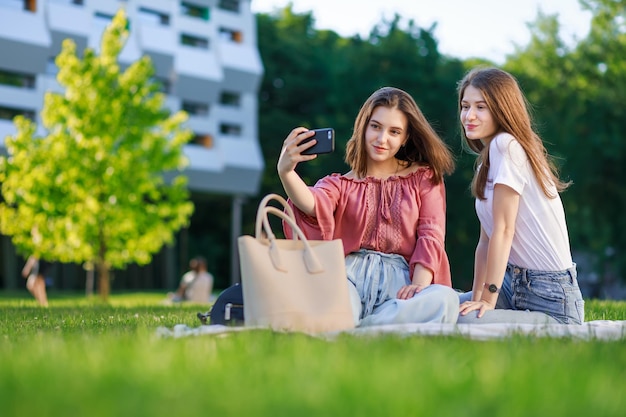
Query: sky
250 0 593 63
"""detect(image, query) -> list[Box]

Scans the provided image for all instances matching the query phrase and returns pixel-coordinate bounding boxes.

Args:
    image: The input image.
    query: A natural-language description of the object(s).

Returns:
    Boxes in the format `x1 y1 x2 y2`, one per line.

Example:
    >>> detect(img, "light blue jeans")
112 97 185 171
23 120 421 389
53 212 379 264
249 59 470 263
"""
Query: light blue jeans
458 263 585 325
345 249 459 326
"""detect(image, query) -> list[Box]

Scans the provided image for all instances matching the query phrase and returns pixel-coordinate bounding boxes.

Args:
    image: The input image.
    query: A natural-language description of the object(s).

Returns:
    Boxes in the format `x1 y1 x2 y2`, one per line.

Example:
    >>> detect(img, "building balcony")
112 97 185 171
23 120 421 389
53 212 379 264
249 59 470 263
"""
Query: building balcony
87 10 142 66
46 1 90 53
0 84 42 112
136 23 175 79
217 40 264 93
174 46 223 103
0 119 16 152
0 6 51 73
180 135 264 195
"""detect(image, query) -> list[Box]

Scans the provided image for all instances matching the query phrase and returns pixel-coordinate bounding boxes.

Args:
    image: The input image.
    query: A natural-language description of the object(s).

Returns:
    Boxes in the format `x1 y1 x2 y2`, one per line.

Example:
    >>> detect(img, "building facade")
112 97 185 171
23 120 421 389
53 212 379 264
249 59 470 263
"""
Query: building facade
0 0 264 290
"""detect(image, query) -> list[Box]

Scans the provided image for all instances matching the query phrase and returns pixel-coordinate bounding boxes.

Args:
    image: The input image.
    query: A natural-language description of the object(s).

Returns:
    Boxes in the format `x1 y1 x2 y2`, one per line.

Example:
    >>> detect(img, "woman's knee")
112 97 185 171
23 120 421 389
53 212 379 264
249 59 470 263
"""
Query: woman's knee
425 284 460 306
26 276 36 291
422 285 460 322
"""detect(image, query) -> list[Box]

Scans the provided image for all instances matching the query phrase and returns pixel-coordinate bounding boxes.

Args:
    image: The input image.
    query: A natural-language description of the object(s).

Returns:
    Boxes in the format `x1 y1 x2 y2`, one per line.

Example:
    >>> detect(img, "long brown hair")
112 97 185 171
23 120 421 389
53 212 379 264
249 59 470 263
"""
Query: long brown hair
457 67 570 199
345 87 454 184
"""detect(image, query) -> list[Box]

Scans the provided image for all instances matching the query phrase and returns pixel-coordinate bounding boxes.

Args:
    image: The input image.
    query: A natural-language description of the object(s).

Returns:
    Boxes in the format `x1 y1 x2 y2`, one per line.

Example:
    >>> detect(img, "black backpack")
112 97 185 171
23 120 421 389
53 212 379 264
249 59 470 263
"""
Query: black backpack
197 283 244 326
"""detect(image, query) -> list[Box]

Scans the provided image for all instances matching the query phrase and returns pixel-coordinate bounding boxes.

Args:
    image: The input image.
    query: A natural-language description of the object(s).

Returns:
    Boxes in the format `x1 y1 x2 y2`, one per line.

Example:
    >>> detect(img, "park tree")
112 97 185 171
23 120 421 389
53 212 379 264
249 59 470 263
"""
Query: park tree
505 0 626 282
256 6 340 187
566 0 626 278
0 10 194 300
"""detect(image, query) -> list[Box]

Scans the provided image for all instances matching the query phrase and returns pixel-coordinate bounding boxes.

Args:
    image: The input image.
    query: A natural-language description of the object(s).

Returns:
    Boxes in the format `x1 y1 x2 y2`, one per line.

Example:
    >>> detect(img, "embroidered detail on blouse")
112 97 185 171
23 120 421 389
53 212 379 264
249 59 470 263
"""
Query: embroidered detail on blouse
357 170 428 255
338 167 430 183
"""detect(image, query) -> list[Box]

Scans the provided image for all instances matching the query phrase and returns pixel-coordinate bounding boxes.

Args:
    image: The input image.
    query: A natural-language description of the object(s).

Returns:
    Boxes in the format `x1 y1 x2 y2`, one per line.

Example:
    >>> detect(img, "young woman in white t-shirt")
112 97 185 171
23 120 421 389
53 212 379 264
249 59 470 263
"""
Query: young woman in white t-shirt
457 67 584 324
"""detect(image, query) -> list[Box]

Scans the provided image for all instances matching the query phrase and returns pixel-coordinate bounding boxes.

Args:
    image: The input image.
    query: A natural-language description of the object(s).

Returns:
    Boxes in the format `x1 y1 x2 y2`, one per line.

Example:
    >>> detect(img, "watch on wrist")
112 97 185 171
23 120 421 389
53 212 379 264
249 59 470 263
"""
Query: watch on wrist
484 282 500 294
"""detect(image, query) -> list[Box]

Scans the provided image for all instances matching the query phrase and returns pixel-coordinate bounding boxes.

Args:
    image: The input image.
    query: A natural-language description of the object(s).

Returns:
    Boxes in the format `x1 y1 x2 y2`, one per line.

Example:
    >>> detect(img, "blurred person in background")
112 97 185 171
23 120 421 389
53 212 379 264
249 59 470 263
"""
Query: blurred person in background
167 256 213 304
22 256 50 307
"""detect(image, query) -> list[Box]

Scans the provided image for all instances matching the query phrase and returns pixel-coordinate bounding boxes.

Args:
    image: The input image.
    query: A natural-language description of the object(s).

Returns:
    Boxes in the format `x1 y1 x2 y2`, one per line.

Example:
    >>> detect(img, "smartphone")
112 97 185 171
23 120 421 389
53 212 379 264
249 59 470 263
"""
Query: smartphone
301 128 335 155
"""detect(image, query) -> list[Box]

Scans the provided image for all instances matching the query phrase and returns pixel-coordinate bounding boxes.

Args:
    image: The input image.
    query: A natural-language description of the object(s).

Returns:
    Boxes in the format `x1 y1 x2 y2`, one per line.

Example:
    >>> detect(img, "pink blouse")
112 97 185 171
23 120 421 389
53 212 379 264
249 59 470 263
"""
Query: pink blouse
284 168 452 287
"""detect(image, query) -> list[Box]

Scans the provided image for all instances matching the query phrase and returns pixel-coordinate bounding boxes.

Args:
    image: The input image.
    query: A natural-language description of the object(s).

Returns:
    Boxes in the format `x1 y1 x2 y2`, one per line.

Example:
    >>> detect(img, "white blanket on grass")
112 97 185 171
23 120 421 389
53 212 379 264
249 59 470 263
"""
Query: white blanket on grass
157 320 626 341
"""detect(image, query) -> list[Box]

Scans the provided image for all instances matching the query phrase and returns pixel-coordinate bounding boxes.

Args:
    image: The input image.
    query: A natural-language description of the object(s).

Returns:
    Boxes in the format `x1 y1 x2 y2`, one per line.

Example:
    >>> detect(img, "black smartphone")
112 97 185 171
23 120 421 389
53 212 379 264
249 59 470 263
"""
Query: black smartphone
301 128 335 155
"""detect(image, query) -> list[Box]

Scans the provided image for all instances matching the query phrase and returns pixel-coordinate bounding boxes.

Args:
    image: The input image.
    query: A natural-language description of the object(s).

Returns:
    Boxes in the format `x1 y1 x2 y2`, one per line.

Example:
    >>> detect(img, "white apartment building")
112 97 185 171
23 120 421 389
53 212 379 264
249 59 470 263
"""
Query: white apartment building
0 0 265 289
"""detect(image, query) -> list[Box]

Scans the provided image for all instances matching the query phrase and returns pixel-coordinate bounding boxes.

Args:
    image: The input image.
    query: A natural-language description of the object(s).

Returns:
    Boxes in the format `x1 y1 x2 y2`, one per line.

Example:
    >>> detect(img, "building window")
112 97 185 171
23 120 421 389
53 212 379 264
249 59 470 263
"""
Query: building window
182 101 209 117
2 0 35 11
45 57 59 76
94 11 130 31
218 27 243 43
219 91 241 107
180 33 209 49
153 77 171 94
94 11 113 21
220 123 241 136
218 0 240 13
94 11 114 32
49 0 84 5
138 7 170 26
181 2 209 20
0 105 35 121
0 69 36 89
191 133 213 148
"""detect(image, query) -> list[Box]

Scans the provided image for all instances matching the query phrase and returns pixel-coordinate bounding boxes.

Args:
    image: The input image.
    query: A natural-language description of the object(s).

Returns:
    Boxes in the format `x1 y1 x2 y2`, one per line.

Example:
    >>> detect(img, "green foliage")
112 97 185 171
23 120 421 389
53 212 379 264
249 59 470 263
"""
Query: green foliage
505 0 626 277
0 292 625 416
0 10 193 286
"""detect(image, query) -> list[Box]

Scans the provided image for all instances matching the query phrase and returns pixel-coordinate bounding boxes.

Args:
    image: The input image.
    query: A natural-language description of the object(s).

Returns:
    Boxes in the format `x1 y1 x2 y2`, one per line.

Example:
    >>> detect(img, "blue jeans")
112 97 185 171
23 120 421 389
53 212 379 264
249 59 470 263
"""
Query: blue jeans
345 249 459 326
458 263 585 325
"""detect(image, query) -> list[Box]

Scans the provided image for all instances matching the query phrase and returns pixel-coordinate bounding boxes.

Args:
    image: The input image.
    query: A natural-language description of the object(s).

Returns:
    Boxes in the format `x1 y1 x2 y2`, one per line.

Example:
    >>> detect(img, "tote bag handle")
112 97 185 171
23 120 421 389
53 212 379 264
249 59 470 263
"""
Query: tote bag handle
254 193 298 241
260 206 325 274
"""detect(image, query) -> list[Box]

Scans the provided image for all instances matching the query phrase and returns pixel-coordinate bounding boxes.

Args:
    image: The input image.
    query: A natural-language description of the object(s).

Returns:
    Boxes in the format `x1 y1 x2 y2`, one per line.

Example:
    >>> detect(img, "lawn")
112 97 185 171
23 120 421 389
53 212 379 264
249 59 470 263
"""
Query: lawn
1 291 625 417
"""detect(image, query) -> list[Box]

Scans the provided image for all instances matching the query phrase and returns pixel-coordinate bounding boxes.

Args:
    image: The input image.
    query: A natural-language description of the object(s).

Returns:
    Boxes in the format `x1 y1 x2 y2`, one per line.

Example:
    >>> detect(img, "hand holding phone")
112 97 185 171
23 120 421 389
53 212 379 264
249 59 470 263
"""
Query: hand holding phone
301 128 335 155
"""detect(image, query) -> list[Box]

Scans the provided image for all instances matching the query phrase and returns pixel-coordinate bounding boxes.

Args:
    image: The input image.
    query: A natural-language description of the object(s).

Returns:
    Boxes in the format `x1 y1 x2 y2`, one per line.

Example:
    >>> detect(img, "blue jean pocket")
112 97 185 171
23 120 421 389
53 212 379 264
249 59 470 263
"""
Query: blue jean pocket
515 272 584 324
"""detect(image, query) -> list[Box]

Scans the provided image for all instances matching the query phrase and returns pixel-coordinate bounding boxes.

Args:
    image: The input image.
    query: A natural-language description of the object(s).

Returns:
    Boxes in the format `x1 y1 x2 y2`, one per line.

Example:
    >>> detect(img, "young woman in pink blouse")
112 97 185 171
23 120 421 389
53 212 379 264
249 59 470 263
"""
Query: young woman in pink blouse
277 87 459 326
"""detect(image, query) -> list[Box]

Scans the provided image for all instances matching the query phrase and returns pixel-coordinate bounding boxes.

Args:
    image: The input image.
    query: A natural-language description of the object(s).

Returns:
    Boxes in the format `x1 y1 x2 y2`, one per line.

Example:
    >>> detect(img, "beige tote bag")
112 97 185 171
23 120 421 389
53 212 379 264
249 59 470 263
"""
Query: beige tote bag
238 194 355 333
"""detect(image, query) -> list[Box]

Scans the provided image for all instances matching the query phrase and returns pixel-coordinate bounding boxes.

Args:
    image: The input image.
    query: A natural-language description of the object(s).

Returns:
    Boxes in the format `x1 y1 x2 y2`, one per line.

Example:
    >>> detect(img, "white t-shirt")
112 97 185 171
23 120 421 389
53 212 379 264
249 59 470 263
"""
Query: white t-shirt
185 270 213 303
180 270 196 286
475 133 572 271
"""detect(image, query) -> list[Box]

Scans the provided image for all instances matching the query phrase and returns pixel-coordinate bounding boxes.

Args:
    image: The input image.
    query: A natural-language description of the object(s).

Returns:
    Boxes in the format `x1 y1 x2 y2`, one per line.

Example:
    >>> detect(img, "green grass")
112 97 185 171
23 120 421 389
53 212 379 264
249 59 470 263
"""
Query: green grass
1 291 625 417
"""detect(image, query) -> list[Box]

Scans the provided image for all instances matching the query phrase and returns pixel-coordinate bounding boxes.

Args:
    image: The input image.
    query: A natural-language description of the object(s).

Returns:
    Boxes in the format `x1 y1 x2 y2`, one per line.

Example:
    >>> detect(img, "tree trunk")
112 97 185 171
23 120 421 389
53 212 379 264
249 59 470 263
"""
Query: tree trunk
97 262 110 301
97 223 109 301
85 267 94 297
